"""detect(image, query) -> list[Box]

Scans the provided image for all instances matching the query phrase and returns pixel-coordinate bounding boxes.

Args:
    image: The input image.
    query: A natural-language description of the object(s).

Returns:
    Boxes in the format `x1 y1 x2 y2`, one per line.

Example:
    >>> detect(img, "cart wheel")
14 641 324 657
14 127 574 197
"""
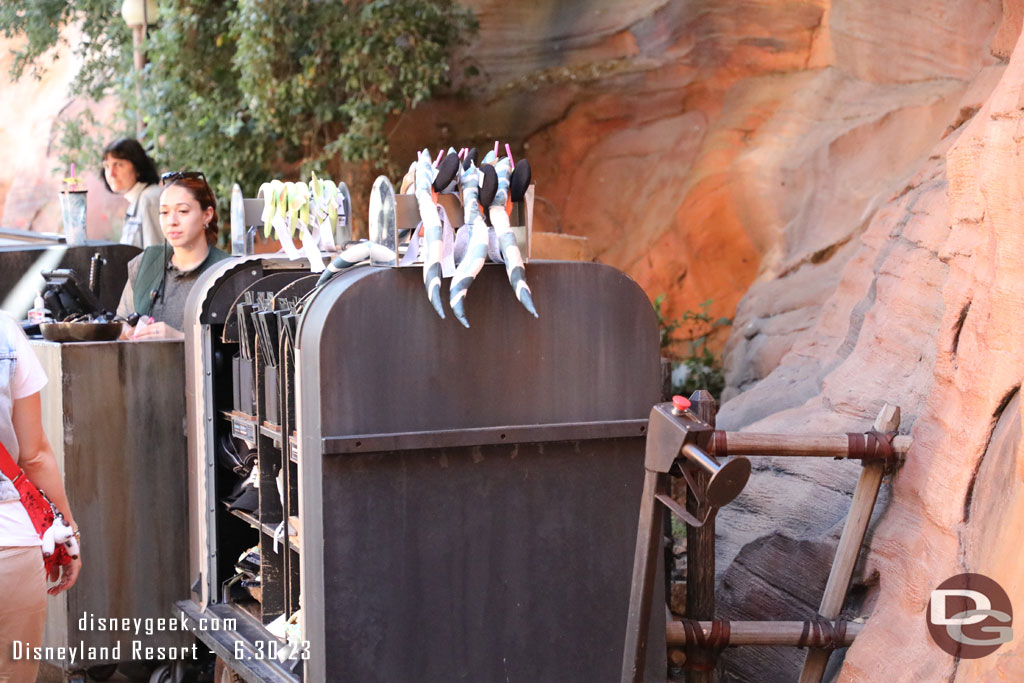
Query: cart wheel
86 663 119 681
213 658 243 683
170 661 188 683
116 661 158 682
148 664 171 683
147 661 189 683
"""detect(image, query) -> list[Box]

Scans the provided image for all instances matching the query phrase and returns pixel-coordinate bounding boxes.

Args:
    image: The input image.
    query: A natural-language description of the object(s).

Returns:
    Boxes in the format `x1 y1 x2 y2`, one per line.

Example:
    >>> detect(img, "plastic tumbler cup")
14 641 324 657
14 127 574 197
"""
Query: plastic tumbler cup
58 190 88 245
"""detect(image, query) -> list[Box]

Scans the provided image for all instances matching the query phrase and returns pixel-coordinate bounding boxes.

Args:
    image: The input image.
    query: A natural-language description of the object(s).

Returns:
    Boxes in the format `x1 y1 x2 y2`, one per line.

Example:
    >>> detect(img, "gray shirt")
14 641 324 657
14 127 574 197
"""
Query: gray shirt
117 250 212 331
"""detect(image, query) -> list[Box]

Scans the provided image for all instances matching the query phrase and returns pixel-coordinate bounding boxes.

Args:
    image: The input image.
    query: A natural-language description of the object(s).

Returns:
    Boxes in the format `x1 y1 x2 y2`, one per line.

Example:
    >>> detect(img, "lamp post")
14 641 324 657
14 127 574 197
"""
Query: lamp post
121 0 160 136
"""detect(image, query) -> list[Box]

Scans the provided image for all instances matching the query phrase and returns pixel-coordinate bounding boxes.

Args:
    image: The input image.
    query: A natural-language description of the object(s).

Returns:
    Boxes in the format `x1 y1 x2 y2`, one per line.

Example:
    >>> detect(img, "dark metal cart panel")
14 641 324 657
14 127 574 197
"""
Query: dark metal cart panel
298 261 664 682
319 437 660 682
299 261 661 435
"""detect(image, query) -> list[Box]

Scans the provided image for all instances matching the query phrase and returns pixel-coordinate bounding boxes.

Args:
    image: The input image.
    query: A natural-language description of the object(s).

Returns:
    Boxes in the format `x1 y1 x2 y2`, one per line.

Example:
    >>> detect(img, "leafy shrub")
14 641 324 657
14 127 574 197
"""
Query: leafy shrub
654 296 732 400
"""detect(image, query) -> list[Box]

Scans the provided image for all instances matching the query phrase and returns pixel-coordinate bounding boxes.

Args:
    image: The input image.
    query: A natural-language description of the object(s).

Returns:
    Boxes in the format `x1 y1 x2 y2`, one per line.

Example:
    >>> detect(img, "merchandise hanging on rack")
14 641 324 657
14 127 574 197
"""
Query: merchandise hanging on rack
317 144 538 326
256 174 353 272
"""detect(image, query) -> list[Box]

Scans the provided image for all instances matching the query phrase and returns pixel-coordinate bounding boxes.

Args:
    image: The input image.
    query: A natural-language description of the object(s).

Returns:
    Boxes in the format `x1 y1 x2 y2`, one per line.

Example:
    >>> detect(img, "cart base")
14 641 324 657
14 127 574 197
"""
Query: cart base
175 600 300 683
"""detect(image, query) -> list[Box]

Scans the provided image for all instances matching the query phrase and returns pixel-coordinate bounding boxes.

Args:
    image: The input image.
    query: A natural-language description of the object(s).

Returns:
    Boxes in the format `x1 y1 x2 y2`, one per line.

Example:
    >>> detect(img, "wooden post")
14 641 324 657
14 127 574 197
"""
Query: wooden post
799 404 900 682
716 433 912 458
622 470 669 683
685 390 717 682
667 619 863 647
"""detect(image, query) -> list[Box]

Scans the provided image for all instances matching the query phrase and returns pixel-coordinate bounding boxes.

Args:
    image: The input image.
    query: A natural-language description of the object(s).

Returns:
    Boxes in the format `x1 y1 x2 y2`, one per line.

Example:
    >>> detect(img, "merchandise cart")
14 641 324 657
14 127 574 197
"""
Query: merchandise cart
179 256 665 682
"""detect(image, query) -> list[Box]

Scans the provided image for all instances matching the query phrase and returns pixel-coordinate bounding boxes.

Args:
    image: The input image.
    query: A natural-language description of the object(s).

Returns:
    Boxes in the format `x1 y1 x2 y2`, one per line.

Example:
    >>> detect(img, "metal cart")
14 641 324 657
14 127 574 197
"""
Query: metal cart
179 257 665 682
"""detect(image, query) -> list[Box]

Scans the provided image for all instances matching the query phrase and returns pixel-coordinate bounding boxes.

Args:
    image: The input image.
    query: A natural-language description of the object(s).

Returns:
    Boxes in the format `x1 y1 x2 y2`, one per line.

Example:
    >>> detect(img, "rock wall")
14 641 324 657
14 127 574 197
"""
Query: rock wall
837 24 1024 680
3 2 1024 680
702 3 1024 680
393 0 1014 362
402 3 1024 679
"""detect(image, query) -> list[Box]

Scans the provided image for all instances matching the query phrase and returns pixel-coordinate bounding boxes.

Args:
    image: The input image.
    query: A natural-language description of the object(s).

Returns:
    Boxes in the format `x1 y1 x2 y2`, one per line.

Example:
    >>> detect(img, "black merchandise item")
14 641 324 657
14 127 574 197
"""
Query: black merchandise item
216 432 256 478
479 165 499 209
432 152 461 193
510 159 532 202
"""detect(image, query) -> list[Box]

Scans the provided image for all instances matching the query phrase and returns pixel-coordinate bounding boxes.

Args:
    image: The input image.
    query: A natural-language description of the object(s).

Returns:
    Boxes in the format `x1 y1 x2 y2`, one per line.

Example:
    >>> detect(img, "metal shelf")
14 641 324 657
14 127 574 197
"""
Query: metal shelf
260 423 283 449
228 507 300 554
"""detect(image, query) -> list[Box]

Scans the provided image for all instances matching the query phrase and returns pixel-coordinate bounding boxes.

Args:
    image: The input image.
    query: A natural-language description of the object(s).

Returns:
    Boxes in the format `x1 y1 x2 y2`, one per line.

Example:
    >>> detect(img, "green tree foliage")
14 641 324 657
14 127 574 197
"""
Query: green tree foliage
0 0 129 88
1 0 476 210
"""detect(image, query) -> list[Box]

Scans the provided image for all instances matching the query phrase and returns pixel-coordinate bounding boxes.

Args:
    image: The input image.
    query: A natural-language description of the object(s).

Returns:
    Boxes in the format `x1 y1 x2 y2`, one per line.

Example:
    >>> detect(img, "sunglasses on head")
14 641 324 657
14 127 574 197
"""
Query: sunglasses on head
161 171 206 185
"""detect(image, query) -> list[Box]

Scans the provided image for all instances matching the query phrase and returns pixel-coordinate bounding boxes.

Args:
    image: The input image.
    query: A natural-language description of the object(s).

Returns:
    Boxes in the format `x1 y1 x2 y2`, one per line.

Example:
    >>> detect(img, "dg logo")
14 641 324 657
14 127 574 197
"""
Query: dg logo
927 573 1013 659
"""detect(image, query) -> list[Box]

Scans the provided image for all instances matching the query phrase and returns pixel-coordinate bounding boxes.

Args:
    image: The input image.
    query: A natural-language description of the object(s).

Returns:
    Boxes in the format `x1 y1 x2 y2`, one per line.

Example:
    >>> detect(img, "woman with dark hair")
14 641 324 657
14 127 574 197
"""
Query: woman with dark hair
116 172 230 340
100 138 163 248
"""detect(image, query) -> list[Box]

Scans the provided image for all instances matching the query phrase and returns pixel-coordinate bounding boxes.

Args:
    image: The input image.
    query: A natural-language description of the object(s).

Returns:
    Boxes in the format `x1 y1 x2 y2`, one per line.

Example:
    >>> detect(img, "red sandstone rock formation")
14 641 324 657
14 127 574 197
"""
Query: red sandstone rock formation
394 0 1015 366
684 3 1023 681
404 2 1024 679
837 23 1024 681
3 2 1023 680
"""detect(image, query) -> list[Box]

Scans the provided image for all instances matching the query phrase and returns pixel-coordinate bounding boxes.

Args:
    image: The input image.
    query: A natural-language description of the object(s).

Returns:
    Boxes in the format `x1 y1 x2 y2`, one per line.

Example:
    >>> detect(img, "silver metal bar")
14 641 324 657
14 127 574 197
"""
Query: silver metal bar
321 419 650 455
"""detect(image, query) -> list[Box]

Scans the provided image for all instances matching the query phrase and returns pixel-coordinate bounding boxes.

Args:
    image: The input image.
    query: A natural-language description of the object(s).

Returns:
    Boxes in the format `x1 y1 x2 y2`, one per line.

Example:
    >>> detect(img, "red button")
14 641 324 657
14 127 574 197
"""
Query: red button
672 395 691 412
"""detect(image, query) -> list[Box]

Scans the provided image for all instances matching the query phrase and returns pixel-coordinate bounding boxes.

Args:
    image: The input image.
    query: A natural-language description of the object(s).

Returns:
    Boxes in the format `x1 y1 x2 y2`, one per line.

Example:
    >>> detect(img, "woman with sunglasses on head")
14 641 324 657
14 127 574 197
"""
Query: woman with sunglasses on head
101 138 164 249
116 172 230 340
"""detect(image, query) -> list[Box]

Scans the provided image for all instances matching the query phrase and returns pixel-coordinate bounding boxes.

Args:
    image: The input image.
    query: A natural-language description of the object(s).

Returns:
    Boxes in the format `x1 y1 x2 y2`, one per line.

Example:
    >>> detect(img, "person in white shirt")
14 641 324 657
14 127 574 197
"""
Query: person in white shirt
101 138 163 249
0 313 80 681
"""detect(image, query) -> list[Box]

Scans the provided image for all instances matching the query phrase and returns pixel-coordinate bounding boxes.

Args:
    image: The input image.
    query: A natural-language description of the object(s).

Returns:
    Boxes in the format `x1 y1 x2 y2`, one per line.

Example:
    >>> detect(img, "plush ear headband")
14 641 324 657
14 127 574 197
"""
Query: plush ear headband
509 159 531 203
432 152 461 193
479 164 499 208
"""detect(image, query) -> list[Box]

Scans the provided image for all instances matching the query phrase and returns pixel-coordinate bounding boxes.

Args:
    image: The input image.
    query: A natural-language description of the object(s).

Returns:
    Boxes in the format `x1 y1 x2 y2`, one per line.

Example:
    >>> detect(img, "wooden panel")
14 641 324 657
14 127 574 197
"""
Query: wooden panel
0 243 139 316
